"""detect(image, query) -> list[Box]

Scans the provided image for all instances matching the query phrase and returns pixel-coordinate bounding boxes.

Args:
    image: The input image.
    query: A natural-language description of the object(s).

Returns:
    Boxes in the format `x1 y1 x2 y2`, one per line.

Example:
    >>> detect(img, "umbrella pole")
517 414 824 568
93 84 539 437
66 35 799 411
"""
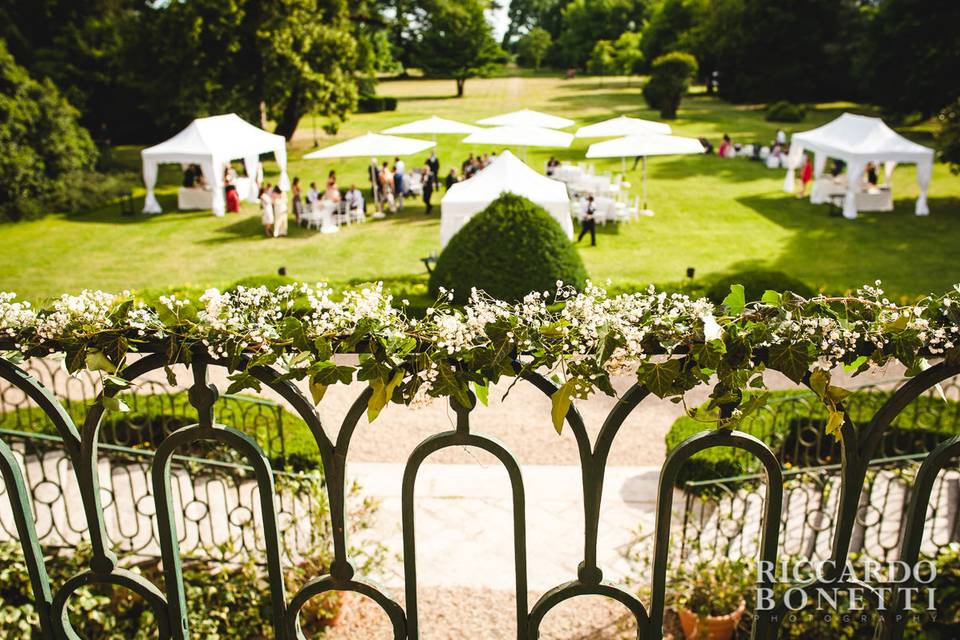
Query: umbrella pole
642 156 648 211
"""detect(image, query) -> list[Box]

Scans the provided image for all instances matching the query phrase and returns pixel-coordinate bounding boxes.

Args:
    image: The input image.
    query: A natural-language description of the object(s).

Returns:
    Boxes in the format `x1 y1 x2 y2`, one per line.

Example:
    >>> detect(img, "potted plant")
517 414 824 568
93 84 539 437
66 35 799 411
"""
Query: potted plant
669 559 753 640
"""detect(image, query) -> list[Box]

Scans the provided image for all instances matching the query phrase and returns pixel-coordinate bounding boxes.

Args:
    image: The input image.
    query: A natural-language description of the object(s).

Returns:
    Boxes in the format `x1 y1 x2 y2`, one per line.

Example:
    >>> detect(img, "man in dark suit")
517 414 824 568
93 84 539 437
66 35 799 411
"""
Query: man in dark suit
577 196 597 246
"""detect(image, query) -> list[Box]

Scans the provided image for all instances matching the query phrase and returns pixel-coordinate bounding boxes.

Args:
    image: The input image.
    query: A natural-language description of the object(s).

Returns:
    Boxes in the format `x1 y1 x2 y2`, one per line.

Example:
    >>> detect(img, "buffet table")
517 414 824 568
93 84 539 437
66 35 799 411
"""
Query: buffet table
811 177 893 212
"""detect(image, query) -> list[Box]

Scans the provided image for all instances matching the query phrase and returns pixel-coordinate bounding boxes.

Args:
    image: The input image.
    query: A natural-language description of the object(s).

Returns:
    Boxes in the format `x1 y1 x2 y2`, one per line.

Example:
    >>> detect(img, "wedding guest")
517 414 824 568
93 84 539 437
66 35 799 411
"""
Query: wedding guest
445 168 459 190
799 155 814 197
259 184 274 237
345 184 364 214
306 181 320 207
427 151 440 188
577 195 597 246
380 161 396 212
393 157 406 210
291 177 303 223
422 166 434 215
368 158 381 211
272 186 288 237
326 170 337 190
865 161 879 186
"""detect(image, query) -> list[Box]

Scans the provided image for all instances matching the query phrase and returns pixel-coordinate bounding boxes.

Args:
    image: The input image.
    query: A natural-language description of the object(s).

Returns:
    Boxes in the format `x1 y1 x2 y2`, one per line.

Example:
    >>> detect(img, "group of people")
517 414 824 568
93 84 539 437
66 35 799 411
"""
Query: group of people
460 151 496 179
366 151 456 216
258 183 288 237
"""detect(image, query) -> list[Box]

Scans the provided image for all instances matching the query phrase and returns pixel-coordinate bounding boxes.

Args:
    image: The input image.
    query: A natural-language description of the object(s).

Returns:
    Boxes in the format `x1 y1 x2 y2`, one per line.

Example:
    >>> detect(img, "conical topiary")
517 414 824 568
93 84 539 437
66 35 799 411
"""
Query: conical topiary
429 193 587 303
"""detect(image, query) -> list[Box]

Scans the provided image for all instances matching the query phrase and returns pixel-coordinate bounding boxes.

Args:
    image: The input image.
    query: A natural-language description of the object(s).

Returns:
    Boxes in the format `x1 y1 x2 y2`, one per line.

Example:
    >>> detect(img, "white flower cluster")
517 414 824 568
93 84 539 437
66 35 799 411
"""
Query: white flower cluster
0 293 36 348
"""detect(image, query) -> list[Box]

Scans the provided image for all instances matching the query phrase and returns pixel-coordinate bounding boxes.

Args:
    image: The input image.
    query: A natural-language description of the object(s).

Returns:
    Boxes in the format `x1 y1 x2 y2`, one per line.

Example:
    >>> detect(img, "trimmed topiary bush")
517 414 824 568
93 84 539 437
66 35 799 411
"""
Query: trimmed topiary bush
705 269 815 305
429 193 587 303
642 51 698 119
765 100 807 122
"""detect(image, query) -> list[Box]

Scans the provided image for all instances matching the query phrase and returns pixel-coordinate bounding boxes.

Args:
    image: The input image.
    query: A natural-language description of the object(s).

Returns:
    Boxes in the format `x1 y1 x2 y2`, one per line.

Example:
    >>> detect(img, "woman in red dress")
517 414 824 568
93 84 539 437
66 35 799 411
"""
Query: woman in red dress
799 155 814 197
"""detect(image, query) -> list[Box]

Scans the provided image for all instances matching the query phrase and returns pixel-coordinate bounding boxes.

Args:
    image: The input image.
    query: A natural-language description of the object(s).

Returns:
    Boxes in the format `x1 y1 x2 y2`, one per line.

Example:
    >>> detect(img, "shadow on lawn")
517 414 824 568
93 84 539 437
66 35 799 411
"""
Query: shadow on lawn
736 193 960 296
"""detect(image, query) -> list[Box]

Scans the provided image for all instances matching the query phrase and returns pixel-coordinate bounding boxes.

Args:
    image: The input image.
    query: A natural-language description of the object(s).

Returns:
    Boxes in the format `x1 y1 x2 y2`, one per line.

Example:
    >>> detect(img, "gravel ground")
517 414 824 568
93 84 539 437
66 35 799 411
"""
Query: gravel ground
324 587 637 640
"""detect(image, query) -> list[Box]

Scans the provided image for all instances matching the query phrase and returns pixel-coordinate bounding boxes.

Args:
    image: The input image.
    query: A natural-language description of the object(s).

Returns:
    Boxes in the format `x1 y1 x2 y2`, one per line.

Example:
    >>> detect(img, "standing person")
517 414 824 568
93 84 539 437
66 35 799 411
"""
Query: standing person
368 158 381 212
776 128 786 146
393 156 406 210
865 161 879 186
306 181 320 208
422 166 434 215
799 155 814 197
576 196 597 246
380 161 396 213
291 177 303 224
445 168 459 190
272 186 288 237
345 184 364 214
259 184 274 237
224 164 240 212
427 151 440 189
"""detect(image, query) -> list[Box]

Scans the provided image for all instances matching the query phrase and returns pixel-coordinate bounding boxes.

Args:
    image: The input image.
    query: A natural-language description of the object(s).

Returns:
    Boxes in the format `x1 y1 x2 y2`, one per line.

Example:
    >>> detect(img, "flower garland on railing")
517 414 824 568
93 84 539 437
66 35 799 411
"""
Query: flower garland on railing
1 281 959 438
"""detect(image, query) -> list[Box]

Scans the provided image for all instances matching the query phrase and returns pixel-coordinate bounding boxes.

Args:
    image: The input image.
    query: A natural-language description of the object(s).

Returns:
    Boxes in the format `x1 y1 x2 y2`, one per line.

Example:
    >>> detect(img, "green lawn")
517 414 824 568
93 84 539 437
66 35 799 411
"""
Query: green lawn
2 75 959 302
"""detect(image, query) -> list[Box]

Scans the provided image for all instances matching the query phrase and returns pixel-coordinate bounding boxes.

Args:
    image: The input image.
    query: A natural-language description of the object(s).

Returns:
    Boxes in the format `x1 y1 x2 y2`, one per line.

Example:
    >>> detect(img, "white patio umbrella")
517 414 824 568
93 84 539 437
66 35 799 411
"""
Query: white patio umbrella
586 133 704 215
462 126 573 161
303 133 436 159
382 116 482 136
574 115 672 138
476 109 575 129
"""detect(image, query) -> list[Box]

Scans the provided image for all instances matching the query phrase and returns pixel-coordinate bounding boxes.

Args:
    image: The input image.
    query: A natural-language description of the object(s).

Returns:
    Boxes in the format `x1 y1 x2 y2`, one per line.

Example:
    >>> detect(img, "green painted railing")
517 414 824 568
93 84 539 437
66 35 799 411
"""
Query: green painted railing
0 348 958 639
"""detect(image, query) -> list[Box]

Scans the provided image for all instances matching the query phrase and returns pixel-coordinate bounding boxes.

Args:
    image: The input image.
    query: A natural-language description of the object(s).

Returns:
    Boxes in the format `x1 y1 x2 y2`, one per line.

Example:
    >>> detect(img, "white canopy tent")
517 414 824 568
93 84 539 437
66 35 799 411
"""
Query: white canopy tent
783 113 935 219
462 125 573 149
476 109 575 129
586 133 704 215
440 150 572 247
575 115 672 138
303 133 435 159
141 113 288 216
382 116 481 136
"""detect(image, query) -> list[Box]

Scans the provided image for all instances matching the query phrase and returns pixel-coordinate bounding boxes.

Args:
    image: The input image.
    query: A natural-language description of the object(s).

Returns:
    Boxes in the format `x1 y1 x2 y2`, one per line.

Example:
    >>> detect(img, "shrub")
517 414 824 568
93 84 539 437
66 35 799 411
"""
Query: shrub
642 51 698 119
937 97 960 175
666 389 960 488
766 100 807 123
0 40 98 222
705 269 815 305
357 95 398 113
429 193 588 303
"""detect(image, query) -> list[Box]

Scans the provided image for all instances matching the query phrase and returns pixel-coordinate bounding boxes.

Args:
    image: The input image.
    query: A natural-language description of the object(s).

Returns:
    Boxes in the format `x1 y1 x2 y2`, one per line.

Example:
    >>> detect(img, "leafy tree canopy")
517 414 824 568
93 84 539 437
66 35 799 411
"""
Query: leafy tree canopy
516 27 553 70
416 0 504 97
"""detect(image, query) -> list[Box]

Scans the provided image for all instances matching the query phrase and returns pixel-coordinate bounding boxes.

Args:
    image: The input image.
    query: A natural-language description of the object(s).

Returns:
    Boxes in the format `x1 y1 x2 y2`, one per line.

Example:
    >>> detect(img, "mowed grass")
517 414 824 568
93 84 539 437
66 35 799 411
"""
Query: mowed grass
1 75 958 302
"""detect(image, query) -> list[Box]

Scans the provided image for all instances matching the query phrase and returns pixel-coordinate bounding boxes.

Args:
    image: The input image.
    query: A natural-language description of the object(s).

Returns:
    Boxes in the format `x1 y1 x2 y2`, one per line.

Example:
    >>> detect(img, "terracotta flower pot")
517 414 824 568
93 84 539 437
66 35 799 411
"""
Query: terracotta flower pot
677 600 747 640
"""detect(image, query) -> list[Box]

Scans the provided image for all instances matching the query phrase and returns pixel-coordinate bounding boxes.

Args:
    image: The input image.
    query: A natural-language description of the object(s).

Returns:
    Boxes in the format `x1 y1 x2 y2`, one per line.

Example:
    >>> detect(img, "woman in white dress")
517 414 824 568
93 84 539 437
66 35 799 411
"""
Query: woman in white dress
259 184 274 236
272 186 288 237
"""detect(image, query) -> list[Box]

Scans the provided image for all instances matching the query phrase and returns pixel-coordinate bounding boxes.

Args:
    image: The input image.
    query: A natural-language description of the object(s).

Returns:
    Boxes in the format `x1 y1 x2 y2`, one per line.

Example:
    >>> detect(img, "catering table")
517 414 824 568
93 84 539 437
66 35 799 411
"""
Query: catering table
812 177 893 212
552 165 584 183
177 187 213 210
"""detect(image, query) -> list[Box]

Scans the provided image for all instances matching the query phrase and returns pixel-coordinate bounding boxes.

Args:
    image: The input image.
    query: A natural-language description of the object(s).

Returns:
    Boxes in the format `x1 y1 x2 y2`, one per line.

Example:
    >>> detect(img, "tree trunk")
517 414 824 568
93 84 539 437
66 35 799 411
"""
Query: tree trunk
274 84 305 141
456 77 465 97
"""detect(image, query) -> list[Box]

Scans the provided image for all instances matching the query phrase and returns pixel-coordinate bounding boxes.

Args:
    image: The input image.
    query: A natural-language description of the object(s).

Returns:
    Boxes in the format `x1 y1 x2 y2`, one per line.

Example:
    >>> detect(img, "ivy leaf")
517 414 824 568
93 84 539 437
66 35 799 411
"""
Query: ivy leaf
768 341 813 384
85 350 114 373
761 290 782 307
722 284 746 316
473 381 489 406
842 355 869 375
825 409 845 441
309 379 327 405
101 395 130 413
639 359 682 398
226 371 262 395
314 338 333 361
550 380 575 435
366 369 405 422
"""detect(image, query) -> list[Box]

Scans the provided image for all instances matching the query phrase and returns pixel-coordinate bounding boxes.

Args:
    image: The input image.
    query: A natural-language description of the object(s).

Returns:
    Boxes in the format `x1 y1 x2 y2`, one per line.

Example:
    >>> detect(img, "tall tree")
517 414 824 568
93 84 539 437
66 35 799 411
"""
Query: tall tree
587 40 616 86
516 27 553 70
856 0 960 118
0 40 97 221
613 31 644 85
553 0 650 69
138 0 359 140
502 0 560 47
417 0 503 97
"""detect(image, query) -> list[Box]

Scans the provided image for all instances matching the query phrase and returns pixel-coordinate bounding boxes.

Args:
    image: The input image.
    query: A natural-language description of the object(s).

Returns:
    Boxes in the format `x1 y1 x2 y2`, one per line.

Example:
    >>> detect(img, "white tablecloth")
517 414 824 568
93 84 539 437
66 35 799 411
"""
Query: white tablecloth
177 187 213 210
552 165 584 183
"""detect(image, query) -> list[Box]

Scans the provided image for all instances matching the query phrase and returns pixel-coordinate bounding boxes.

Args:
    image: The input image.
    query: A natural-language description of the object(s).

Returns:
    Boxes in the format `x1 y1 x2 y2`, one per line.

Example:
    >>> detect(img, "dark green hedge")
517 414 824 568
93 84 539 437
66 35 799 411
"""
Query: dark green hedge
667 389 960 489
429 193 587 303
765 100 807 123
357 95 398 113
705 269 815 305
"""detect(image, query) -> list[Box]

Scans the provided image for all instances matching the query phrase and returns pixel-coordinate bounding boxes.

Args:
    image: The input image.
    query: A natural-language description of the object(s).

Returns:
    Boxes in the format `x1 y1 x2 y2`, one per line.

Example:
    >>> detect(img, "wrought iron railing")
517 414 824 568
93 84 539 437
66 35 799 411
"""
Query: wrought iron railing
0 348 958 639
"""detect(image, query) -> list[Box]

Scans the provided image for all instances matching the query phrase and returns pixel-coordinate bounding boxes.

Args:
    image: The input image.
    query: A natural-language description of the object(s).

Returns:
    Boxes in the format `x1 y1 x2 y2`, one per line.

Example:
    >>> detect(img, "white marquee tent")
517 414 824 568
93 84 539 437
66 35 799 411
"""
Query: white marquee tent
141 113 289 216
440 150 572 247
783 113 935 219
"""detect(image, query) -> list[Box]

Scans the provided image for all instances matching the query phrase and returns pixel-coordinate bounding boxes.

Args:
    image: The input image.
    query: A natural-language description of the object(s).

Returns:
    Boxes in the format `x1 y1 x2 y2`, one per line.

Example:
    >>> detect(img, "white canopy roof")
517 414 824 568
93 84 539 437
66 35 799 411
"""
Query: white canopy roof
382 116 482 135
440 150 572 247
586 133 704 158
783 113 934 218
476 109 575 129
303 133 435 159
462 125 573 148
141 113 288 216
575 115 672 138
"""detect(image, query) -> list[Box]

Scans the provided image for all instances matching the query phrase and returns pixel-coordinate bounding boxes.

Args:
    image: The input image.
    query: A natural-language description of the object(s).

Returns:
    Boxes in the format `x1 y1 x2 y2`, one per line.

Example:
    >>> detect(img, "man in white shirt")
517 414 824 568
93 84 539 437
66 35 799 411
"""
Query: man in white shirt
345 185 364 215
393 157 406 210
776 129 786 146
305 182 320 209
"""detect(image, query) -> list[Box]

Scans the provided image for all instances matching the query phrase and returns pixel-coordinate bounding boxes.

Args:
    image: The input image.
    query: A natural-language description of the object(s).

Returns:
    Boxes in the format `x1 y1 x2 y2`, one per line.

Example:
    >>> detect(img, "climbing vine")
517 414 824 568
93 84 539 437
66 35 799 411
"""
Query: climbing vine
1 281 958 438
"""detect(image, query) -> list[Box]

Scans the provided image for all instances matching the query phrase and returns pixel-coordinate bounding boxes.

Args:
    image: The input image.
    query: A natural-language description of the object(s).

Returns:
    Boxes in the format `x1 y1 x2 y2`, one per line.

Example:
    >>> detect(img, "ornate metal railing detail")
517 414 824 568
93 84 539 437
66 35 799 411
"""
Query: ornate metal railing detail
0 348 958 639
